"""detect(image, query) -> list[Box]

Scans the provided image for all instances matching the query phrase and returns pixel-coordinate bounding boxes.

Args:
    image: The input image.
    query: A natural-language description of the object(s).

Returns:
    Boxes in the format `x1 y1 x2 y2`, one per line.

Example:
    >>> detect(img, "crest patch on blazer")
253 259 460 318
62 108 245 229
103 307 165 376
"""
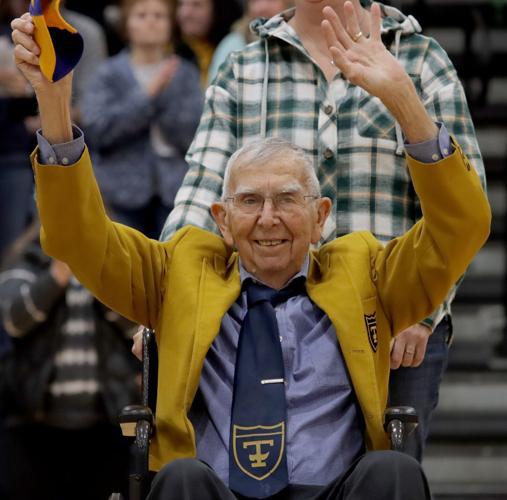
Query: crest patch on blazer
364 313 378 352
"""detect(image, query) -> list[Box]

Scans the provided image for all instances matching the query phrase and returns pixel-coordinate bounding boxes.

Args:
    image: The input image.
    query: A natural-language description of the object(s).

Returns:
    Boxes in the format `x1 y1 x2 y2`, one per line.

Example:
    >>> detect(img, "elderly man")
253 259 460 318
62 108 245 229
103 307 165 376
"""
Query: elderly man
160 0 487 461
11 8 489 500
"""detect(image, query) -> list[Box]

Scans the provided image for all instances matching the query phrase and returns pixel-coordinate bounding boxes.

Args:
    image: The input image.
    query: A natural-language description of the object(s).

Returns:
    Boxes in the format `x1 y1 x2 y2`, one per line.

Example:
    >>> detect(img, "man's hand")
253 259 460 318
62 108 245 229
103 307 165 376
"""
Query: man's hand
11 12 73 144
390 323 431 369
321 2 437 144
11 13 71 97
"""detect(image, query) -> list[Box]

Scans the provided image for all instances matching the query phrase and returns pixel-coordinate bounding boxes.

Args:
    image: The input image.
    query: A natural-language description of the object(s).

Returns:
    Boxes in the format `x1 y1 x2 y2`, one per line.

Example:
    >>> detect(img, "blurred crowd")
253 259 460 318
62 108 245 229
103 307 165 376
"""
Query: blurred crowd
0 0 292 498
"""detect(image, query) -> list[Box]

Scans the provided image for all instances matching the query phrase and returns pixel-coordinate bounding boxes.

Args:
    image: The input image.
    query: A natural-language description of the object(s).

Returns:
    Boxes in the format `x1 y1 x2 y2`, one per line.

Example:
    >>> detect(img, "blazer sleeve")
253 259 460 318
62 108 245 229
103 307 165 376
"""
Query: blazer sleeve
31 146 185 328
370 138 491 336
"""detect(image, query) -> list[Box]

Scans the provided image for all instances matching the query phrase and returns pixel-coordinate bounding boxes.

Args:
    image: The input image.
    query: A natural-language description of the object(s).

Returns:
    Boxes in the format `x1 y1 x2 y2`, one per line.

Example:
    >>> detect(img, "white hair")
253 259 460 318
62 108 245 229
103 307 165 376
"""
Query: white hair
221 137 321 199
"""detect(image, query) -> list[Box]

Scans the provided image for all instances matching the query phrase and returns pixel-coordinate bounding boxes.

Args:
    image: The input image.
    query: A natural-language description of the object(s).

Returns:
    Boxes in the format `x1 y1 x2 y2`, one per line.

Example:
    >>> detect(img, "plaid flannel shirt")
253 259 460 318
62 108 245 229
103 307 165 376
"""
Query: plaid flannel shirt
161 6 486 328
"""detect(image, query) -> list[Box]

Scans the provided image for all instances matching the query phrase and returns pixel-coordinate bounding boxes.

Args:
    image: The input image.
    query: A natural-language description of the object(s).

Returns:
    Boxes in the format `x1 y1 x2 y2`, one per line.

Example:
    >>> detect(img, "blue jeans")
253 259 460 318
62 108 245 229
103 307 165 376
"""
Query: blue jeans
388 316 451 462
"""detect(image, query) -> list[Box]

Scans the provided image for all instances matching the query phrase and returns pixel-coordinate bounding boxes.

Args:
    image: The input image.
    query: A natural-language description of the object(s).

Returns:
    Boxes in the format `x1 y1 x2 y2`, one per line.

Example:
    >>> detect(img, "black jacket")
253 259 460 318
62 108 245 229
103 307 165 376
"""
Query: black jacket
0 242 140 427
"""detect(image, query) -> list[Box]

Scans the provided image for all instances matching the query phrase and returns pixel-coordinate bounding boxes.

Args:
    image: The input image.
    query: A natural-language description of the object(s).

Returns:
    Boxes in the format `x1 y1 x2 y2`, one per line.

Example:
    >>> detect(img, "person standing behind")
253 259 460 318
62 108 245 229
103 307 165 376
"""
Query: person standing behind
80 0 203 239
208 0 292 83
161 0 486 461
174 0 243 87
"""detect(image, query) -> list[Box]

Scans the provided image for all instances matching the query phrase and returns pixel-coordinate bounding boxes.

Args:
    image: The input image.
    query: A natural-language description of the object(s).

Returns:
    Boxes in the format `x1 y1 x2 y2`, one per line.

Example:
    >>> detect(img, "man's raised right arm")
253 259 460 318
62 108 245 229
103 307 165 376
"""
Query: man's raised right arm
11 13 171 328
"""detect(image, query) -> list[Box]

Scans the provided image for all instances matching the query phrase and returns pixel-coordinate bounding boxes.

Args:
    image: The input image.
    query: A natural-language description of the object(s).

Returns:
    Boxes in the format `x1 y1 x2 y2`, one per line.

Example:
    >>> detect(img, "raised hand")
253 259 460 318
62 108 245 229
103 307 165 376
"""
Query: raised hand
11 12 73 143
321 2 409 107
11 13 71 97
322 1 437 143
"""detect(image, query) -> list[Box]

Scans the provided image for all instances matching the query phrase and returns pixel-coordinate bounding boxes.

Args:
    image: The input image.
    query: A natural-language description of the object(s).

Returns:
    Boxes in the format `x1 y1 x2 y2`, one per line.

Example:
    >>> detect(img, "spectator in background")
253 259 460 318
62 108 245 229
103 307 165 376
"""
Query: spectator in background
0 0 37 261
60 1 108 107
208 0 293 83
174 0 243 87
80 0 203 239
0 221 140 500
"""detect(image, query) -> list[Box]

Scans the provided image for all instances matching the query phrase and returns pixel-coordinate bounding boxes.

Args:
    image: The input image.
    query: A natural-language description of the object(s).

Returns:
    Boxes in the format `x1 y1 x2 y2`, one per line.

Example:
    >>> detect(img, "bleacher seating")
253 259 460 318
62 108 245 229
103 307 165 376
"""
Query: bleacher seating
389 0 507 497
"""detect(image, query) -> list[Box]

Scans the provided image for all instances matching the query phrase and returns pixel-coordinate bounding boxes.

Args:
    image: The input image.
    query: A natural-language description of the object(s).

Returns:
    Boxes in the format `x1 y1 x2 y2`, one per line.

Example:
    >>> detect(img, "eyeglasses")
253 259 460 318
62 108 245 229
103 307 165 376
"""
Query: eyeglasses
225 191 319 215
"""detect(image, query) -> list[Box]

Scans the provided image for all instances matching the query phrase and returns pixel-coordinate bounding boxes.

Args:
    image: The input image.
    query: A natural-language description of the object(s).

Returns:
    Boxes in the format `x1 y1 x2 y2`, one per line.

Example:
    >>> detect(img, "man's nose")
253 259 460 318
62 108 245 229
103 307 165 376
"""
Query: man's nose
257 198 280 225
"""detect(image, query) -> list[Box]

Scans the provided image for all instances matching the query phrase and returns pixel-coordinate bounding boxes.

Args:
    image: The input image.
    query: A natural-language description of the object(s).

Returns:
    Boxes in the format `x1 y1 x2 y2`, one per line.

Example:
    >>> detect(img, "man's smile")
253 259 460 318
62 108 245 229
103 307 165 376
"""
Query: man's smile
255 239 289 247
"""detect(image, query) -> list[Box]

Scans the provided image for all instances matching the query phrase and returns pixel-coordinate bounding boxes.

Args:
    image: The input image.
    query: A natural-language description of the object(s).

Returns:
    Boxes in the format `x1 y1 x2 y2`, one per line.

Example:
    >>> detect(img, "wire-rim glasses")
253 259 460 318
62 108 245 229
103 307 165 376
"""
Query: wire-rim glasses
225 191 319 215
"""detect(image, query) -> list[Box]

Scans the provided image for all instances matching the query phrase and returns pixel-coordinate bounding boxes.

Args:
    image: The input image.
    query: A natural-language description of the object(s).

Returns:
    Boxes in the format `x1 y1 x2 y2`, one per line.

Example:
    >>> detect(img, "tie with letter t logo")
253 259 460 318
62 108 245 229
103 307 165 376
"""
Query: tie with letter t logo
229 278 305 498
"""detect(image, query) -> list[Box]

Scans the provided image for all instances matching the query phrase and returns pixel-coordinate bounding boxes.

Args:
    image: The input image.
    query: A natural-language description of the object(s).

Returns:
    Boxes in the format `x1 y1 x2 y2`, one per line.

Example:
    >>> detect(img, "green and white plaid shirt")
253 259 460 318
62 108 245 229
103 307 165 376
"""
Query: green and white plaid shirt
161 5 485 327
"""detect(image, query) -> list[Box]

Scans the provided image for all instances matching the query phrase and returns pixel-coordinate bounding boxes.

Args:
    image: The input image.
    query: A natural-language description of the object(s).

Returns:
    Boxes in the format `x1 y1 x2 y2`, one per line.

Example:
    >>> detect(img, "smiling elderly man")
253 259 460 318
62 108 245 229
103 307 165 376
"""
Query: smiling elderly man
12 8 490 500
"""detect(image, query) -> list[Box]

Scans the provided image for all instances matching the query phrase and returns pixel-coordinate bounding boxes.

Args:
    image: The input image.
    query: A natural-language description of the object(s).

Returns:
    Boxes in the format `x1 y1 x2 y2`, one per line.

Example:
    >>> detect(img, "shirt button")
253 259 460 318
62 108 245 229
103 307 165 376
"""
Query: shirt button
324 148 334 160
279 336 283 342
431 153 440 162
443 148 449 155
62 157 69 165
48 156 55 163
324 104 334 115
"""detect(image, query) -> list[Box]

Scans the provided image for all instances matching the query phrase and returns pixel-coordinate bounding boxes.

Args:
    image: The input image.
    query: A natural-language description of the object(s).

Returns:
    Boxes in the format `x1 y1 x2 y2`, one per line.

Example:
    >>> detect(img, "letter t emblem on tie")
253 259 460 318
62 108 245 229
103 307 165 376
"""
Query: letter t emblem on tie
229 279 304 498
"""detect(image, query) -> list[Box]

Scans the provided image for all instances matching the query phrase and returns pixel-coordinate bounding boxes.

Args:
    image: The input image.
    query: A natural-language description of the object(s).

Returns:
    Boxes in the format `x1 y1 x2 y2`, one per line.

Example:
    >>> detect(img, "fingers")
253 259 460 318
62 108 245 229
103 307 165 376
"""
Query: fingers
401 346 417 367
369 2 382 42
11 14 35 37
391 324 431 369
13 43 39 67
412 348 425 368
11 15 40 66
12 29 40 56
322 5 353 50
344 1 362 43
390 337 405 369
391 342 417 368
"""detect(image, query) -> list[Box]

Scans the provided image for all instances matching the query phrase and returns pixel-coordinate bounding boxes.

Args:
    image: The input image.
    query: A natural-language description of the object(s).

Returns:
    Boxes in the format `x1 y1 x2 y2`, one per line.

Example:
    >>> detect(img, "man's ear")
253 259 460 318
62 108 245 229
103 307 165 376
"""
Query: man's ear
211 202 234 246
311 197 332 244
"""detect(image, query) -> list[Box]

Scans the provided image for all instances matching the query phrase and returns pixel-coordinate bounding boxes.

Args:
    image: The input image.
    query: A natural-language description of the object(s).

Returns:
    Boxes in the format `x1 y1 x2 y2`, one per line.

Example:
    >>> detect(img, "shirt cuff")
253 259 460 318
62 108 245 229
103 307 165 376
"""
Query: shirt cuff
36 126 85 165
404 122 453 163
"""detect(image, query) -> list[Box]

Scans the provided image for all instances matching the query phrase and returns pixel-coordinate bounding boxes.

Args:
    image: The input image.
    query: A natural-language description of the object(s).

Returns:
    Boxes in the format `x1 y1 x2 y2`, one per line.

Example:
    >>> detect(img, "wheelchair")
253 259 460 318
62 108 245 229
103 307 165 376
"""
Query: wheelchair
110 328 418 500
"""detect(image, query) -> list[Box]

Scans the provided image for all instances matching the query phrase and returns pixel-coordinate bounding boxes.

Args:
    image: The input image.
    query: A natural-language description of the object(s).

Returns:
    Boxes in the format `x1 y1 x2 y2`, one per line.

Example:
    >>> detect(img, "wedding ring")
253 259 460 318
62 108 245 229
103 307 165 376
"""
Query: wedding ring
405 348 415 355
352 31 363 42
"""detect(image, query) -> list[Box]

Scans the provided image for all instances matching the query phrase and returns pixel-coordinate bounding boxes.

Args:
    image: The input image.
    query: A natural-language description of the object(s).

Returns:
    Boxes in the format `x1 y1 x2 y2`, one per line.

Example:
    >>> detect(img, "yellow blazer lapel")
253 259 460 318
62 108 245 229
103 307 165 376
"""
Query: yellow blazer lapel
306 250 382 449
186 252 241 405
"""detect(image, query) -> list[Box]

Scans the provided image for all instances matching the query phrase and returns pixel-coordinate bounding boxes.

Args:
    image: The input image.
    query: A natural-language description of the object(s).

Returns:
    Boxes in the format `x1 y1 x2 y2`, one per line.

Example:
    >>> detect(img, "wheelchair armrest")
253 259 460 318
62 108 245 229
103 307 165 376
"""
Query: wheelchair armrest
119 404 154 500
119 404 154 437
383 406 418 451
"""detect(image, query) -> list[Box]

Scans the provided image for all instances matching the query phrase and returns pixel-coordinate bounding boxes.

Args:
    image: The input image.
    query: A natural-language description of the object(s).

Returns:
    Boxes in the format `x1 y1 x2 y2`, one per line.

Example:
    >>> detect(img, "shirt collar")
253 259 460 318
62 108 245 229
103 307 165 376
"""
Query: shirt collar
238 254 309 288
